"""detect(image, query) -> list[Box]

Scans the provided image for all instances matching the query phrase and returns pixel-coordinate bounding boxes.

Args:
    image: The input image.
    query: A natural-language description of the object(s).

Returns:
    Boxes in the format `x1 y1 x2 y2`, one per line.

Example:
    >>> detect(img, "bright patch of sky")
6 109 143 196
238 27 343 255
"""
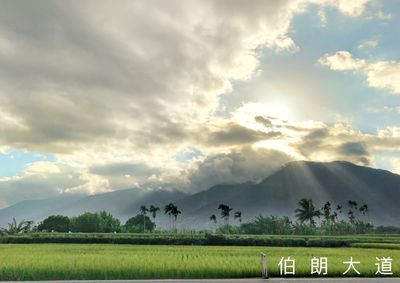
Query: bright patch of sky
225 1 400 134
0 151 55 177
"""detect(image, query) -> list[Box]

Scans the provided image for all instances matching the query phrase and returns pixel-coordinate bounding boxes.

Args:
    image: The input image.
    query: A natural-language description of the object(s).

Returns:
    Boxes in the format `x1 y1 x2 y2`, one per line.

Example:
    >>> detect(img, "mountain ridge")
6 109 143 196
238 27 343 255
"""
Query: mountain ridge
0 160 399 228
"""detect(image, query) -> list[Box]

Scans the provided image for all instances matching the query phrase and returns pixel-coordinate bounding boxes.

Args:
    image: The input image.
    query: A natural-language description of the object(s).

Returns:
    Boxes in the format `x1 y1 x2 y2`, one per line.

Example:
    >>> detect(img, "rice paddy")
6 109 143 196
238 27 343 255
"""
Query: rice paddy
0 244 398 280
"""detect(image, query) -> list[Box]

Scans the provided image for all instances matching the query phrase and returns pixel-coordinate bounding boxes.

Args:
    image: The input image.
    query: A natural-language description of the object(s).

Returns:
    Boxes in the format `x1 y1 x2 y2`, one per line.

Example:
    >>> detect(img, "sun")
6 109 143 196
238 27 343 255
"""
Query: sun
262 100 293 120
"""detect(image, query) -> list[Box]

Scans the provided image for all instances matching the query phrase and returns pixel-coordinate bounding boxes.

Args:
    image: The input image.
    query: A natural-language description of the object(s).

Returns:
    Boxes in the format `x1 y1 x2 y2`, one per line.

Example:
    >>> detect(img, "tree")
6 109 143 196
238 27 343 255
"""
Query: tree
322 202 331 222
218 204 232 227
149 205 160 223
359 204 369 222
70 211 120 233
139 205 148 232
71 212 101 232
359 204 368 215
99 211 121 232
125 214 155 233
295 198 321 227
240 215 292 235
37 215 70 232
164 203 175 230
0 218 32 234
347 200 359 222
234 211 242 224
170 204 181 231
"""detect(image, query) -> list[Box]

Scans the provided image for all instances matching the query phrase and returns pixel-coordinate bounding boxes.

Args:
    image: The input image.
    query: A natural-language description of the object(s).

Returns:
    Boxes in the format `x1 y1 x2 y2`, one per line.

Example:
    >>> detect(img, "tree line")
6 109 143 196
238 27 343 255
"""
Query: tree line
1 198 399 235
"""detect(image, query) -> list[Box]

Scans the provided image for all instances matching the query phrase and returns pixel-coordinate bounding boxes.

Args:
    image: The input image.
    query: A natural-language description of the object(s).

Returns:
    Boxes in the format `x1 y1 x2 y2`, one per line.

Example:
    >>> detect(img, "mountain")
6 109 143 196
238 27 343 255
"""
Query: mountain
1 160 399 229
176 161 400 228
0 188 186 227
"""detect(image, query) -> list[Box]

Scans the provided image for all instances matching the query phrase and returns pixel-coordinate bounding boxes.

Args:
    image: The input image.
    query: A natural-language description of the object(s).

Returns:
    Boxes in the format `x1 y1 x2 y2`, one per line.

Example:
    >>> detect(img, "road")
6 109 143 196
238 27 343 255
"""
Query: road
5 279 400 283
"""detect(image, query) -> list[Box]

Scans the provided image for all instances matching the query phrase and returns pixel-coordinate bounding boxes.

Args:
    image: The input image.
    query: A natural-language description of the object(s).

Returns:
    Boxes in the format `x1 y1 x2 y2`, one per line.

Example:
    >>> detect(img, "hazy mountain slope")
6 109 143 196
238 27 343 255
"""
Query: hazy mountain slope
0 194 87 227
0 188 186 227
1 160 399 229
177 161 400 228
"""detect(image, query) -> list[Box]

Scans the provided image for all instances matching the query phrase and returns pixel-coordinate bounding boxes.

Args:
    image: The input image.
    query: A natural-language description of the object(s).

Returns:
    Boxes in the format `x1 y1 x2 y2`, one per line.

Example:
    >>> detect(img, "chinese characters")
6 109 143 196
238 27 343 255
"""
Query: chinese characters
277 256 394 276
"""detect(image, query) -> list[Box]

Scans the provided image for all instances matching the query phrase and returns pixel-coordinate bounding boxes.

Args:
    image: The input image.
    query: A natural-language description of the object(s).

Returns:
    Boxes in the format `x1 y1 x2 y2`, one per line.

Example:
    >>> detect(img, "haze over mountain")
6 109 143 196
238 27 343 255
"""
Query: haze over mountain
0 189 186 227
0 160 399 228
178 160 400 229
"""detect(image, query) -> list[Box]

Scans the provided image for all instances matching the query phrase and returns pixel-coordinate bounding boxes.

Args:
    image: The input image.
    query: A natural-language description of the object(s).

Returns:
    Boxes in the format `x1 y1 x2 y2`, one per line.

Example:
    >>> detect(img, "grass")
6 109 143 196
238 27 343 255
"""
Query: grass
351 242 400 250
0 244 398 280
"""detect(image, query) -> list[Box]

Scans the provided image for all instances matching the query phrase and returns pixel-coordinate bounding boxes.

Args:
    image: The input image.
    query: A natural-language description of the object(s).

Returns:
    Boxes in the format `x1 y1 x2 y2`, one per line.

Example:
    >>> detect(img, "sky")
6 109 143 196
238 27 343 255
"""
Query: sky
0 0 399 208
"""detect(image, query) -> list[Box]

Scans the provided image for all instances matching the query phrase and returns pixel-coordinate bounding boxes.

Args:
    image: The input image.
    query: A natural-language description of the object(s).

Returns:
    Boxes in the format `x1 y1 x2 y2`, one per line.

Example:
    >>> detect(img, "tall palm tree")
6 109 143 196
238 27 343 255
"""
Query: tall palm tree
359 204 369 222
218 204 232 227
295 198 321 227
149 205 160 221
170 204 181 231
347 200 358 222
234 211 242 224
164 203 175 230
148 205 160 233
322 201 331 222
359 204 369 215
139 205 148 233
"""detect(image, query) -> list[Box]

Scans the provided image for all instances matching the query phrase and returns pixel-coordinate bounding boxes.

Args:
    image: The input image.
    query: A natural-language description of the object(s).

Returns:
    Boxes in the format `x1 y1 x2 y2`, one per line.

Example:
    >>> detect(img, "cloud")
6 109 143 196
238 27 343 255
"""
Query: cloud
0 162 86 208
186 146 293 192
0 0 305 153
391 158 400 174
296 127 372 165
321 0 370 17
0 1 374 153
89 162 161 190
357 39 379 50
255 116 273 128
318 51 366 71
0 0 377 205
366 61 400 94
319 51 400 95
204 122 281 146
364 106 400 114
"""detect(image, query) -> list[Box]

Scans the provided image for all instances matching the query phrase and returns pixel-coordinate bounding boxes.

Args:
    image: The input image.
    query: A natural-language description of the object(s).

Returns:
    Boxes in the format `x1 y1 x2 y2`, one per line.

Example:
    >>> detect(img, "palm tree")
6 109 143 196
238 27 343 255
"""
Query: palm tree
139 205 148 233
359 204 369 222
234 211 242 224
218 204 232 227
347 200 358 222
164 203 175 230
295 198 321 227
170 204 181 231
359 204 368 215
149 205 160 222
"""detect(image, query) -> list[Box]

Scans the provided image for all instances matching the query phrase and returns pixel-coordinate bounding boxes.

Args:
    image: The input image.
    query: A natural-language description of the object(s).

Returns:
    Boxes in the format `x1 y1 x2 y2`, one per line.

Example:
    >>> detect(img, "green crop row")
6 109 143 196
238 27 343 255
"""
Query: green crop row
0 233 354 247
1 232 400 247
0 244 400 280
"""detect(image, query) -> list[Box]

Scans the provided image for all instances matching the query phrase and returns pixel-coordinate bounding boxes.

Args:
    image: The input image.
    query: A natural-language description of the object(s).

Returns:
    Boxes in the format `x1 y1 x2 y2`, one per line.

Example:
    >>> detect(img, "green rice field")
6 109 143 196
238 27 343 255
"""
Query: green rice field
0 244 398 280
